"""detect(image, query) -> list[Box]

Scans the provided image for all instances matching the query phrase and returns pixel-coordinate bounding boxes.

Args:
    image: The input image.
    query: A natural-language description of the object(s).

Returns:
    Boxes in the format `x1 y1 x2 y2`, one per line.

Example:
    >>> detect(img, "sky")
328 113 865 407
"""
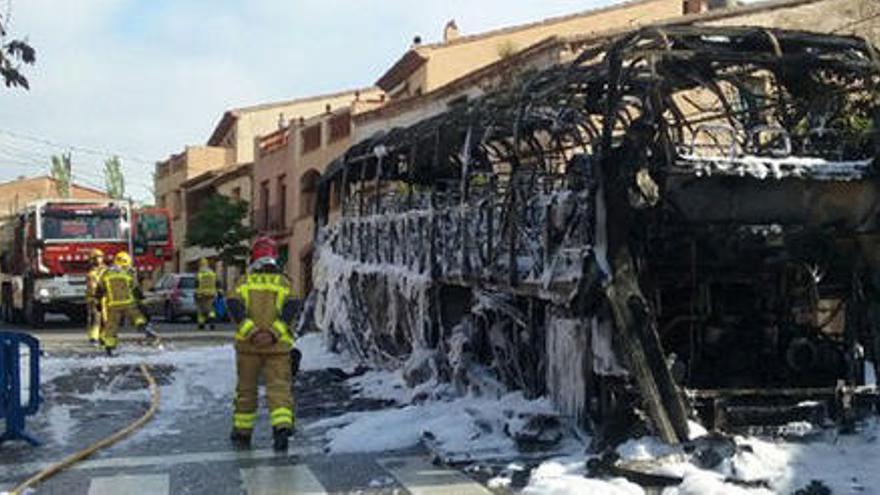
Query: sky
0 0 732 202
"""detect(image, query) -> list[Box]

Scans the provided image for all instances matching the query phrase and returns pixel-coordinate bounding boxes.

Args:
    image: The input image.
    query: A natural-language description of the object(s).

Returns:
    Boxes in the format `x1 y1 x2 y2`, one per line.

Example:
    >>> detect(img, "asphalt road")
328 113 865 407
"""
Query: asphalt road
0 319 499 495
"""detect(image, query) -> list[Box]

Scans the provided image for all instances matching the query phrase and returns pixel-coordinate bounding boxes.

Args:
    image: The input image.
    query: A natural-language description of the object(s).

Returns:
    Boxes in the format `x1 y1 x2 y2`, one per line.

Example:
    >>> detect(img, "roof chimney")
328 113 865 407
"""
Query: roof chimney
444 20 460 43
278 113 285 129
412 35 422 48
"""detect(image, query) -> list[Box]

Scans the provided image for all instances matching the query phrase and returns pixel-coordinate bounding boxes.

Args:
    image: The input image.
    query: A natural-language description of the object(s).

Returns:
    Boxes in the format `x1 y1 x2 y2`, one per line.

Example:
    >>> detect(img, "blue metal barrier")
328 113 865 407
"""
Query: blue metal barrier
0 332 41 446
214 294 227 321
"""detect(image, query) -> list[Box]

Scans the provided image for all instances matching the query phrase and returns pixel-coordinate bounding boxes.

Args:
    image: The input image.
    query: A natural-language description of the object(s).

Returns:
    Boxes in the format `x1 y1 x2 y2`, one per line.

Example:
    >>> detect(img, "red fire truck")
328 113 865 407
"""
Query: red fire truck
0 199 172 326
132 207 173 273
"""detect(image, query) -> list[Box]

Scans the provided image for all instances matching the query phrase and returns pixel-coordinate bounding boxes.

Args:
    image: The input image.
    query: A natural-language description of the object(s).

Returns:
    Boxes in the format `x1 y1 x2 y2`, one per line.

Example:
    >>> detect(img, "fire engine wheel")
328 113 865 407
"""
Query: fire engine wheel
24 297 44 328
23 278 44 328
0 284 11 322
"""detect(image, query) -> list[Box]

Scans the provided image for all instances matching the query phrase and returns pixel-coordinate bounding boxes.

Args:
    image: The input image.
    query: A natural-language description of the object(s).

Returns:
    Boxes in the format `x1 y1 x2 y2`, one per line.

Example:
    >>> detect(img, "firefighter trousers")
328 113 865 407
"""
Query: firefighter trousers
101 305 147 349
196 295 216 325
233 350 294 433
86 299 102 341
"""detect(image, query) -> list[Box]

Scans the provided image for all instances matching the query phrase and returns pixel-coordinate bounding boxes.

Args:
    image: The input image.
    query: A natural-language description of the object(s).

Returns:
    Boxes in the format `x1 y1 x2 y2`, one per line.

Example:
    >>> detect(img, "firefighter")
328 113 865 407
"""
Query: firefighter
85 248 106 344
227 237 298 451
196 258 218 330
97 251 158 355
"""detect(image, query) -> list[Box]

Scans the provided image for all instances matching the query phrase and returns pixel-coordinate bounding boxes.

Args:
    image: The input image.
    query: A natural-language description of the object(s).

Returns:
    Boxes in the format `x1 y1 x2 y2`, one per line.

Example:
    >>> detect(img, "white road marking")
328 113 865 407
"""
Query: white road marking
0 445 322 478
240 465 327 495
88 473 169 495
379 456 492 495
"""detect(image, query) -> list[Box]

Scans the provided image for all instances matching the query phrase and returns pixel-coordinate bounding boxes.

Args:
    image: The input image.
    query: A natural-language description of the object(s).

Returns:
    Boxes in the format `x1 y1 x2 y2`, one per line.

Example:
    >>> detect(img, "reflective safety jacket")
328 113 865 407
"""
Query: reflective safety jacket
86 265 106 302
99 266 138 309
231 272 294 349
196 268 218 297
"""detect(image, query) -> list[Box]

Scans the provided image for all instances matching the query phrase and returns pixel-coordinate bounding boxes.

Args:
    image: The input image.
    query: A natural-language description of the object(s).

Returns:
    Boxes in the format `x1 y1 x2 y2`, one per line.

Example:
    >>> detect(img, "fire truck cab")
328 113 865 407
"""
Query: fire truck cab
0 199 134 326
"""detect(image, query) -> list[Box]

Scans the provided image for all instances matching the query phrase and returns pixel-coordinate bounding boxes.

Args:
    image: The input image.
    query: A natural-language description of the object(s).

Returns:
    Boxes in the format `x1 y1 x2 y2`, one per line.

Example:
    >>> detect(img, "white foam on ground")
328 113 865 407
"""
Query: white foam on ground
308 389 571 457
523 456 645 495
36 334 350 445
297 332 356 372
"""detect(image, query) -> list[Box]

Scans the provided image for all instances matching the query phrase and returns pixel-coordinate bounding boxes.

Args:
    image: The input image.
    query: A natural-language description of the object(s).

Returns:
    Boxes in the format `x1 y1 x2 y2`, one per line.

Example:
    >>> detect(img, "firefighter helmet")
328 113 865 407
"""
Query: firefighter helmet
251 236 278 264
89 248 105 263
114 251 133 269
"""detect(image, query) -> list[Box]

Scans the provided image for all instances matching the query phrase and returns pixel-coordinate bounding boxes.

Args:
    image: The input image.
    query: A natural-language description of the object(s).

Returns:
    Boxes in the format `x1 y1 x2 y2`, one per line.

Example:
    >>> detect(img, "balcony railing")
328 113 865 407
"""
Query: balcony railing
254 204 289 233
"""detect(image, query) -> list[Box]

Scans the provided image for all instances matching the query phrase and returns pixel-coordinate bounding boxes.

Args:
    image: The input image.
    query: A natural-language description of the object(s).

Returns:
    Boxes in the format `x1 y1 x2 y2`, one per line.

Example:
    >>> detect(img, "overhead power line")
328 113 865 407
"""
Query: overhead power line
0 128 157 201
0 128 156 165
0 152 153 189
0 138 155 190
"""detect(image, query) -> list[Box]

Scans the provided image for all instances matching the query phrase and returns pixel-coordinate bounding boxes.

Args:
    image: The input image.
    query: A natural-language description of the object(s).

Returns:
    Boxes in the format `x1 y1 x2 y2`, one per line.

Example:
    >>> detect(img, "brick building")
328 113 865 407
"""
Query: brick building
0 176 110 218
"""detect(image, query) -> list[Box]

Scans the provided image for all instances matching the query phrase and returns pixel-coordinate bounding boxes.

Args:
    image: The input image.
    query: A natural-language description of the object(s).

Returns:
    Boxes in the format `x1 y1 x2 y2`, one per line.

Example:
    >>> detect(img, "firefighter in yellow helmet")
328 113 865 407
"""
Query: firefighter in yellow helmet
85 248 106 344
96 251 158 355
227 237 298 451
196 257 218 330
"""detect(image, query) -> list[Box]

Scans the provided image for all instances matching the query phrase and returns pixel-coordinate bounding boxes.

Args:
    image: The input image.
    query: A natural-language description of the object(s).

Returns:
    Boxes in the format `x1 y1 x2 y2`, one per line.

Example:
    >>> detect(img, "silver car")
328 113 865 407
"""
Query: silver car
143 273 198 322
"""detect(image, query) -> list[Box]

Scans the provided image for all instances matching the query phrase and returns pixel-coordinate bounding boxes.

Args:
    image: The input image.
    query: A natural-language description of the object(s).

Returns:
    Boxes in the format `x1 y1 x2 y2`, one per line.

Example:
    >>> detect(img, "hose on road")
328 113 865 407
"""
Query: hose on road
12 363 160 495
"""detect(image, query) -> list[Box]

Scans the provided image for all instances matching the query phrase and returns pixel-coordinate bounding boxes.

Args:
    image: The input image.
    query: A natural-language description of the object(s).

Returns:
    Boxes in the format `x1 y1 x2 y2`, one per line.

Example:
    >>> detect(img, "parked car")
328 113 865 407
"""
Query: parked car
143 273 198 322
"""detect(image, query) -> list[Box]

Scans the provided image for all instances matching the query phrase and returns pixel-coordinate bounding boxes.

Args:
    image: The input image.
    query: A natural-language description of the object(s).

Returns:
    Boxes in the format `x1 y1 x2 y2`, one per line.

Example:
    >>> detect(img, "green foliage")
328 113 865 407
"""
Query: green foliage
50 153 71 198
103 156 125 199
186 194 254 268
0 9 36 89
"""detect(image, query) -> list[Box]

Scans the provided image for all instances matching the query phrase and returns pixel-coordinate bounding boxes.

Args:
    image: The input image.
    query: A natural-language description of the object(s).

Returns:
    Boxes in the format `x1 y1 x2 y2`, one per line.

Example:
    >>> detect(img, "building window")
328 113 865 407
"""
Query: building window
299 169 320 218
231 187 241 201
260 180 270 230
277 175 287 228
158 194 167 209
328 112 351 143
301 124 322 155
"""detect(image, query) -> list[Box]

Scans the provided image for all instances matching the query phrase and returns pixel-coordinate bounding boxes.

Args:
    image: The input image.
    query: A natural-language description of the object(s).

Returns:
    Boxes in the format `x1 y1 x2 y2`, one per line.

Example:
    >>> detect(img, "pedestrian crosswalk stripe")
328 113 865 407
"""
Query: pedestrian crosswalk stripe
88 473 169 495
240 465 327 495
378 456 492 495
0 445 322 479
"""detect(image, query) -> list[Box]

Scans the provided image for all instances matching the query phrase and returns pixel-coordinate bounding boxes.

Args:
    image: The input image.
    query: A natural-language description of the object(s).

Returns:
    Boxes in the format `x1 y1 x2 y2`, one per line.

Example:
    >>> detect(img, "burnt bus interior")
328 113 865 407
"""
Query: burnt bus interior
314 27 880 443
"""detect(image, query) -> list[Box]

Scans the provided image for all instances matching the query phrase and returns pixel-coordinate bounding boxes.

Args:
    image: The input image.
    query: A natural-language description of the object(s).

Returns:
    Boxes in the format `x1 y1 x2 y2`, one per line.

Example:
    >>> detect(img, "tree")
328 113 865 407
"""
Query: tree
50 153 71 198
104 156 125 199
0 3 36 89
186 194 255 269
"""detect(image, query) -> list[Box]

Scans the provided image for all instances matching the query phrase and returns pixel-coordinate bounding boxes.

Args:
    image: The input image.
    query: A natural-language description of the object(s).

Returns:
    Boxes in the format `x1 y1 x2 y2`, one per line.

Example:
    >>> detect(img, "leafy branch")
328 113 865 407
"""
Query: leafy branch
0 5 36 89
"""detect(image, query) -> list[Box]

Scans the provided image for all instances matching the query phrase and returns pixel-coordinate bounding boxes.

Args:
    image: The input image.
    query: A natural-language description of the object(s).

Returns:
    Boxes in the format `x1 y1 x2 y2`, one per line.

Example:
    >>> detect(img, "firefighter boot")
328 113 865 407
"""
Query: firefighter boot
272 427 290 452
230 430 251 450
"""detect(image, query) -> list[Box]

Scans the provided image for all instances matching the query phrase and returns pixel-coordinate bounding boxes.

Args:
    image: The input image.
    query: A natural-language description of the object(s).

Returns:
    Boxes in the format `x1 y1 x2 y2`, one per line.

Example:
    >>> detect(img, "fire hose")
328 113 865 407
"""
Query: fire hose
11 363 160 495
